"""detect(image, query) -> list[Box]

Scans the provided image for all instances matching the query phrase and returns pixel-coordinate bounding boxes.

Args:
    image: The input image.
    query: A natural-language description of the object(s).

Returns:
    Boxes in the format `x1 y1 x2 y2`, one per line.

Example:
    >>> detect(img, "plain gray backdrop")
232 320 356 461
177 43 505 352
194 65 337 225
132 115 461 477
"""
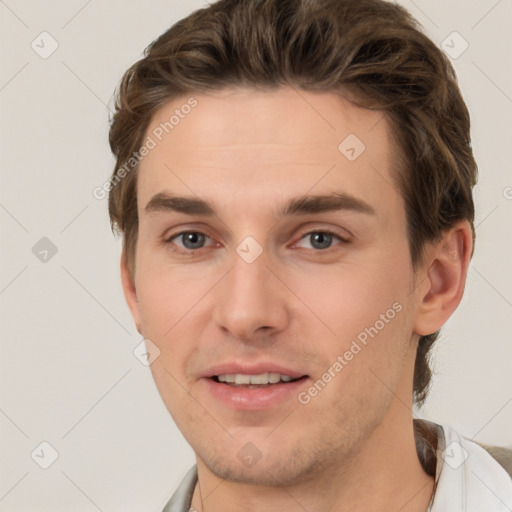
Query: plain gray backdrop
1 0 511 510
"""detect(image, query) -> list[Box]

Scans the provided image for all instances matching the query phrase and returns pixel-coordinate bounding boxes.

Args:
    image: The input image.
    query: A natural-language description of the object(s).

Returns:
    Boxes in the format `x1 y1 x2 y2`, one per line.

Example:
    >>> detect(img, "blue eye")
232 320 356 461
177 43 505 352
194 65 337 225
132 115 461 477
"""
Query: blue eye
169 231 212 251
164 229 346 254
296 231 344 250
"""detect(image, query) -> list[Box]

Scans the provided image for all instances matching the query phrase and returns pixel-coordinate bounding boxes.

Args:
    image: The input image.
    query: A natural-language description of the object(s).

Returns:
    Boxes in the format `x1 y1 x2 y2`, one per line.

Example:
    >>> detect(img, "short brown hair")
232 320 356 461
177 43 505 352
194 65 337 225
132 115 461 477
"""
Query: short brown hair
108 0 477 406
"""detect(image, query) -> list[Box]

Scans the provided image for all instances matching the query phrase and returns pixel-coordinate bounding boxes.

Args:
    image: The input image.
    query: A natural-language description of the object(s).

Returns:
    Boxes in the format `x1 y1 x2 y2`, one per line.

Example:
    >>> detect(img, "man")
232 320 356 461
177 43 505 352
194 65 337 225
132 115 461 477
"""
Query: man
106 0 512 510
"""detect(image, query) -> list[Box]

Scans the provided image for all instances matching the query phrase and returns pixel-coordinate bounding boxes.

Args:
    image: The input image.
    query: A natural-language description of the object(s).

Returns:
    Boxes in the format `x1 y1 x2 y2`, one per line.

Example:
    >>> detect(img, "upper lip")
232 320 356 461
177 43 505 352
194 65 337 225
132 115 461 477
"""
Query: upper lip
202 362 308 380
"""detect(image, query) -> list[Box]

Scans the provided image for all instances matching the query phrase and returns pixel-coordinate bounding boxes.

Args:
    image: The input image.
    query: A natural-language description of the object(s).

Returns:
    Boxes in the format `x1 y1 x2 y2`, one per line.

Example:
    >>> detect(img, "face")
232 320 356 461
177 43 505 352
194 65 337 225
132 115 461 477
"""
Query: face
124 86 427 485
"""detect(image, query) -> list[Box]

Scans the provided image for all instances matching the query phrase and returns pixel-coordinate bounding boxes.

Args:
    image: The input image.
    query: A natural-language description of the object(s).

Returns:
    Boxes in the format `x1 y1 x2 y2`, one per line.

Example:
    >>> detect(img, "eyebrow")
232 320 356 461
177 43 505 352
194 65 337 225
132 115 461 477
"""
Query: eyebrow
144 191 376 218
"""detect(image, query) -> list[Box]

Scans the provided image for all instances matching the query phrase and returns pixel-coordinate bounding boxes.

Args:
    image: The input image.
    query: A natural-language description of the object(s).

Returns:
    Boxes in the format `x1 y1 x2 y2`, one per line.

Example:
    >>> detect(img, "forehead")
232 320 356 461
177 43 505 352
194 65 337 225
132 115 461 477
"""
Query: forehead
145 86 389 153
137 86 401 218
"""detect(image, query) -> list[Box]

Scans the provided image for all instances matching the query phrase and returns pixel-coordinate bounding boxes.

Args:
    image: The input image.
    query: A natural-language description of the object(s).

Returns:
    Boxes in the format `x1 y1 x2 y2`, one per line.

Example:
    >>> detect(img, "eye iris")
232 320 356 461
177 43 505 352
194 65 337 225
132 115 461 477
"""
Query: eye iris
176 232 335 250
182 232 204 249
310 232 332 250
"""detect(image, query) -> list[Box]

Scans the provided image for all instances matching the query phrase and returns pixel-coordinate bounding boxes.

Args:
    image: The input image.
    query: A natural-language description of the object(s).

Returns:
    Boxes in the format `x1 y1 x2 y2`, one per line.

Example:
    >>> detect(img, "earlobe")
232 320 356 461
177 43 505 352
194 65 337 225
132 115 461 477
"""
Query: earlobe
413 221 473 336
120 251 142 335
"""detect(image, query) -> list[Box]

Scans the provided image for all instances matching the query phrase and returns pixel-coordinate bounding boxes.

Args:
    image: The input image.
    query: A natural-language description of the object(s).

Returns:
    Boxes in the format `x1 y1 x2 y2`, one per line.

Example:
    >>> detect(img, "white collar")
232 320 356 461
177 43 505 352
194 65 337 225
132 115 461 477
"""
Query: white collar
429 423 512 511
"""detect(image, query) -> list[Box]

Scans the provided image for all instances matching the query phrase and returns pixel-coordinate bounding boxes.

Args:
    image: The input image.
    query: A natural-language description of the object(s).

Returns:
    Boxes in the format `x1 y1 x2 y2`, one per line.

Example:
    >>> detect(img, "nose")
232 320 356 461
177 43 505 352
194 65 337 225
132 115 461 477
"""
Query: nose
212 246 289 343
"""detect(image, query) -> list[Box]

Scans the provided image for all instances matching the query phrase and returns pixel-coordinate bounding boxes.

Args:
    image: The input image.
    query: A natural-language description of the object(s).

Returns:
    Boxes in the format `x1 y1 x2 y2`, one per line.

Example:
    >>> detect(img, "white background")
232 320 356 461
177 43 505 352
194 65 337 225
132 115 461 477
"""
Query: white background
1 0 511 510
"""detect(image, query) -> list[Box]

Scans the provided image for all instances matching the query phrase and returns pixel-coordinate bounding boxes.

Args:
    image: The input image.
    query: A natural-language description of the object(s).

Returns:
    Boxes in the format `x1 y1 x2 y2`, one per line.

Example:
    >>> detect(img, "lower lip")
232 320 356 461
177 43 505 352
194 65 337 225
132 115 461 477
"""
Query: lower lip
202 377 309 410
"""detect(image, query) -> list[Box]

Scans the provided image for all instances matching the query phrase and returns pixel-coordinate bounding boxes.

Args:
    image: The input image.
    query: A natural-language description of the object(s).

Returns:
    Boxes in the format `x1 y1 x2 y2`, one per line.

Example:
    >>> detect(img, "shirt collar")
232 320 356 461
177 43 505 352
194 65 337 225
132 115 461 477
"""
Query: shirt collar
428 422 512 511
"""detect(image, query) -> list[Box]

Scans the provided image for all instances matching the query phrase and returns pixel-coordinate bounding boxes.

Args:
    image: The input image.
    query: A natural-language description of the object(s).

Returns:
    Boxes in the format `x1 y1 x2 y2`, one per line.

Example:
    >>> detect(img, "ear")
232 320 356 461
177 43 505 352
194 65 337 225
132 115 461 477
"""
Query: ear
120 250 142 335
413 220 473 336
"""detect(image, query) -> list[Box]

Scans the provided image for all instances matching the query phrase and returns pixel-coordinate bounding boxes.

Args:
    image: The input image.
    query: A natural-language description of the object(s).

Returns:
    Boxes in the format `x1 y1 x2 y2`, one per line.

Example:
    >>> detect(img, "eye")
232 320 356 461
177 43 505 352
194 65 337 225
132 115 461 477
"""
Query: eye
166 231 214 252
164 229 348 254
295 230 346 250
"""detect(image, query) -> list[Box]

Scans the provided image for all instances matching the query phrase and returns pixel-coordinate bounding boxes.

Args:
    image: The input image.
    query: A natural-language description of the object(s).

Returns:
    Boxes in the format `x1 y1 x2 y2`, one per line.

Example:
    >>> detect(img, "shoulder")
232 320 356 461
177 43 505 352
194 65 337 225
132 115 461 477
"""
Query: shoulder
474 442 512 477
161 466 198 512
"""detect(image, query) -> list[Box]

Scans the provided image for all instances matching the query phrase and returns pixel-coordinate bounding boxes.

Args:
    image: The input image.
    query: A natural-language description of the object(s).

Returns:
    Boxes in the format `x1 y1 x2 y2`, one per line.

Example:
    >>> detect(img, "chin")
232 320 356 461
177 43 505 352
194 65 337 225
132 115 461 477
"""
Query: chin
196 440 338 487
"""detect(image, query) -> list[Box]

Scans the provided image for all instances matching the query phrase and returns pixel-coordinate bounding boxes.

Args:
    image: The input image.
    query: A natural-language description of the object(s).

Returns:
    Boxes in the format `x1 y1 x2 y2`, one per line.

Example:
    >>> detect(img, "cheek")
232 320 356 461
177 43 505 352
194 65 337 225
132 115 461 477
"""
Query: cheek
298 292 412 425
290 261 407 340
135 249 214 333
146 358 205 440
292 261 413 394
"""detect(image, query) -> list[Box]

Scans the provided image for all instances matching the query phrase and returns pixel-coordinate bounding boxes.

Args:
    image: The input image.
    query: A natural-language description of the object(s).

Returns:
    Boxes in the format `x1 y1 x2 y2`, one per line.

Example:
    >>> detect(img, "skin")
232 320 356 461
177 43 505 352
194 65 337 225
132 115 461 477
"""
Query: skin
120 86 473 511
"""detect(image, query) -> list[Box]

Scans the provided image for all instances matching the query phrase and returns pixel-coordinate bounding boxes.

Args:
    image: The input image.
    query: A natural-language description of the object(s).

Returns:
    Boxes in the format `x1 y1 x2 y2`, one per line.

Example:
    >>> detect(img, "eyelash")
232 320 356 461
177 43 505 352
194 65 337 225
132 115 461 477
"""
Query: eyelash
163 229 349 255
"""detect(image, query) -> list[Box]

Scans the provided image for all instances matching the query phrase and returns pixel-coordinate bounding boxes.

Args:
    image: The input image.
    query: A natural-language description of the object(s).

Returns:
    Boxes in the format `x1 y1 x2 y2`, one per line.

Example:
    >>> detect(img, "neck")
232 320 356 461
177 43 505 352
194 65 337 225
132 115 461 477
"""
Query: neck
191 411 435 512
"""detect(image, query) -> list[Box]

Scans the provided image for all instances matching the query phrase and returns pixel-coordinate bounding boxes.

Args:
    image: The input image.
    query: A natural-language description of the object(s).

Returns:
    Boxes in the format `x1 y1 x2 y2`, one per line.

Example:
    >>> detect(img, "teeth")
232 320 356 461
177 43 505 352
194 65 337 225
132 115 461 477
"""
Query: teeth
268 373 281 383
217 373 296 385
235 374 251 385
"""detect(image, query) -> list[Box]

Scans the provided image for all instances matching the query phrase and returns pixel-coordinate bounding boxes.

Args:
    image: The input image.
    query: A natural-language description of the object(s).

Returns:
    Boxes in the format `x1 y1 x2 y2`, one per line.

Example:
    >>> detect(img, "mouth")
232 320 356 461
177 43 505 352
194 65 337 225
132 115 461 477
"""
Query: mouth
211 373 308 388
202 371 310 410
